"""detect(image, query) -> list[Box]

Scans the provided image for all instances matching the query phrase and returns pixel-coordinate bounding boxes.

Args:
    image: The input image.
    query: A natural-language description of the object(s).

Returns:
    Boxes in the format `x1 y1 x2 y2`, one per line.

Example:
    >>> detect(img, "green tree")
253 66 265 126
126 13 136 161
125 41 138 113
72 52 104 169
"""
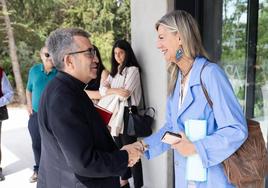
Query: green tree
59 0 131 69
0 0 131 103
1 0 26 103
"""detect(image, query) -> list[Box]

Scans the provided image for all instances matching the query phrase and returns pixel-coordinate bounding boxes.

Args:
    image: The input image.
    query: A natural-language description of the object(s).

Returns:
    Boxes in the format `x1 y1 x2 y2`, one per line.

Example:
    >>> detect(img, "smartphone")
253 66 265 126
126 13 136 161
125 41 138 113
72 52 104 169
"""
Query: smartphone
161 131 182 145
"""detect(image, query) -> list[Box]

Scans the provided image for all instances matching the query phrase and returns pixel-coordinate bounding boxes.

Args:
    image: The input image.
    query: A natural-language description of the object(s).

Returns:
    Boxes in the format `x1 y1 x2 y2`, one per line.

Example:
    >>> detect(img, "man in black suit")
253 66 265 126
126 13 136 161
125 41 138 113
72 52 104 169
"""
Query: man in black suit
37 28 141 188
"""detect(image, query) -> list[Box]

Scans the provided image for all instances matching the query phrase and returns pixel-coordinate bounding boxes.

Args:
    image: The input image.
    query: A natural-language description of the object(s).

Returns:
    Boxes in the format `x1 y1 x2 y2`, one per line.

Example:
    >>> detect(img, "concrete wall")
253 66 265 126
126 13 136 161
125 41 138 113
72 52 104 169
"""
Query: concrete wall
131 1 174 187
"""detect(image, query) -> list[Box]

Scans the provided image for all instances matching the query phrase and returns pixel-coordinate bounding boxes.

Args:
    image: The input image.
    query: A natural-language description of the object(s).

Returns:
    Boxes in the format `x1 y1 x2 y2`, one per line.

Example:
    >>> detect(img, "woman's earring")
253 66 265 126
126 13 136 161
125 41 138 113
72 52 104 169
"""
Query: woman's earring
176 49 184 61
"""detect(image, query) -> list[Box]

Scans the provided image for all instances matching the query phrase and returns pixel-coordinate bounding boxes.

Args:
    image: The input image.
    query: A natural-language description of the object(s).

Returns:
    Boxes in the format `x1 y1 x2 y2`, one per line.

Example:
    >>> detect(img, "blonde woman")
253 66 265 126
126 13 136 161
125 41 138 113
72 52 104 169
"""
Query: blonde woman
137 10 247 188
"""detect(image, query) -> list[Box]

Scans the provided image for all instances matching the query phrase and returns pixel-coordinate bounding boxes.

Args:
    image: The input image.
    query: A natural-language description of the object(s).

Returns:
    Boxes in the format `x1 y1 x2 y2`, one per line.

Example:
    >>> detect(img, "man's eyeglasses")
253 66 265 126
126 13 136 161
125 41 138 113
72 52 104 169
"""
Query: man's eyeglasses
67 48 96 58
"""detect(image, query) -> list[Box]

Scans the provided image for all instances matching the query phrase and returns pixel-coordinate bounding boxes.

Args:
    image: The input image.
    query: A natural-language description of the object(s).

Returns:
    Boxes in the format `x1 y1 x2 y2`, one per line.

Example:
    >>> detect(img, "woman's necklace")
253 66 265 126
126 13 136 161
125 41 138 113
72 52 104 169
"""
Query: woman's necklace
181 67 192 85
179 60 194 106
178 58 193 79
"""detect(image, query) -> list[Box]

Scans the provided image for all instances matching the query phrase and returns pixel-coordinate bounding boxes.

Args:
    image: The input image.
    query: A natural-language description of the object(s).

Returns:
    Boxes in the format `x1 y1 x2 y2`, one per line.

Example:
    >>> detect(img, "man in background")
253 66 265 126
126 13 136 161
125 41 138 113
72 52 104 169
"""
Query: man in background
0 67 13 181
26 46 57 183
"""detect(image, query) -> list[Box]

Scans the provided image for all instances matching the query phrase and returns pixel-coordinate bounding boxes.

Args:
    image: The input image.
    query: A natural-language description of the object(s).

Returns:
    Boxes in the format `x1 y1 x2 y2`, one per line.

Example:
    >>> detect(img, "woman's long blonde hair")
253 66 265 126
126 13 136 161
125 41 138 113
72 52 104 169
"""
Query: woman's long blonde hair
155 10 209 96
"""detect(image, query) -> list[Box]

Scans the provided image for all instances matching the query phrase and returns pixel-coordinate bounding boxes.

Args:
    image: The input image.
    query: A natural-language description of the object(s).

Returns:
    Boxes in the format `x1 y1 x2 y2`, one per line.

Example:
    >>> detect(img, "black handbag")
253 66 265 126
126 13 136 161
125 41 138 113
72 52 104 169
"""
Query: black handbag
0 105 8 121
124 71 155 137
125 101 155 137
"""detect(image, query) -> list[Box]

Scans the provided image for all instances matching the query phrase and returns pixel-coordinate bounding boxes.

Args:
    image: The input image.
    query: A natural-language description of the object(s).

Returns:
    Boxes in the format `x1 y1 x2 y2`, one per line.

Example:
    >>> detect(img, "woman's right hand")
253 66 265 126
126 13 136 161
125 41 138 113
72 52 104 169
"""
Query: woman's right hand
171 132 196 157
132 140 148 152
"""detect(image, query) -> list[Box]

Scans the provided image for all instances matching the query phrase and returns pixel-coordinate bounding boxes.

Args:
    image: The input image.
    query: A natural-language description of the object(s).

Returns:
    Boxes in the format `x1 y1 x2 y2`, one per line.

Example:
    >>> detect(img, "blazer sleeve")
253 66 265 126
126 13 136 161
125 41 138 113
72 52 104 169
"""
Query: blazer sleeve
143 95 174 159
194 63 248 168
47 92 128 177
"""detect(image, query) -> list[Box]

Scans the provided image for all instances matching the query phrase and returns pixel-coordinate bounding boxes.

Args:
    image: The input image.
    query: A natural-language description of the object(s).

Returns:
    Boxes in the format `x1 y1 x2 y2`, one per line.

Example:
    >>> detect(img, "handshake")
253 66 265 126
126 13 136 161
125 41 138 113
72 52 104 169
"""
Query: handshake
120 141 147 167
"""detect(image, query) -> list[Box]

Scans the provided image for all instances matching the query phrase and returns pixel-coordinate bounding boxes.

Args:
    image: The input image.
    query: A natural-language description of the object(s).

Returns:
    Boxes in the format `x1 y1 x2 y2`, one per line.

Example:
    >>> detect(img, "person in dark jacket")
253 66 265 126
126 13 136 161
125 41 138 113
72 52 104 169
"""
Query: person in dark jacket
37 28 142 188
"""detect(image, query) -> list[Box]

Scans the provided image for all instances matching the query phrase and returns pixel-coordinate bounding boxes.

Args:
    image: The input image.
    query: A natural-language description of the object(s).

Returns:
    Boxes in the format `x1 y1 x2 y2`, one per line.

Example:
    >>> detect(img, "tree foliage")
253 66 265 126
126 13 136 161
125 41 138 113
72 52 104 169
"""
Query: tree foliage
0 0 130 91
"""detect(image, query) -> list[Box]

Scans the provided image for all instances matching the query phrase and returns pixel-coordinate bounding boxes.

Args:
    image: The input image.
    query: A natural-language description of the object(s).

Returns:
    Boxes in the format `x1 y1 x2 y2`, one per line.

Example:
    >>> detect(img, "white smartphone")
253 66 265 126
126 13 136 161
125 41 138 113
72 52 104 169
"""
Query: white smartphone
161 131 182 145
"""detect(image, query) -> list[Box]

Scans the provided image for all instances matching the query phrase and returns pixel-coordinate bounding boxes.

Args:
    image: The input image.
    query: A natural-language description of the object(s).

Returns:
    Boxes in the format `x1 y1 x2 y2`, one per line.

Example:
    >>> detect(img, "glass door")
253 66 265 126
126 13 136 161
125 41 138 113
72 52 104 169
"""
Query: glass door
221 0 268 144
221 0 248 109
256 0 268 144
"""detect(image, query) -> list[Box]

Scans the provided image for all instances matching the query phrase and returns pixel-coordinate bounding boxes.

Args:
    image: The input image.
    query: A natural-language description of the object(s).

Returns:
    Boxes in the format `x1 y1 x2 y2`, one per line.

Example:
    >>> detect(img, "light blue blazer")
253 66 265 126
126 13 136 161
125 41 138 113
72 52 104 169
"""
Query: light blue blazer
144 57 248 188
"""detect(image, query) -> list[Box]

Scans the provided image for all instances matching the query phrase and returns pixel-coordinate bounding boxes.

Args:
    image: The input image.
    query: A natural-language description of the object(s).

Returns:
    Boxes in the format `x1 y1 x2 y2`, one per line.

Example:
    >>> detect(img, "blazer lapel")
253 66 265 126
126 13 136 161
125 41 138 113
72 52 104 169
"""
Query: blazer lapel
176 78 194 118
176 57 207 118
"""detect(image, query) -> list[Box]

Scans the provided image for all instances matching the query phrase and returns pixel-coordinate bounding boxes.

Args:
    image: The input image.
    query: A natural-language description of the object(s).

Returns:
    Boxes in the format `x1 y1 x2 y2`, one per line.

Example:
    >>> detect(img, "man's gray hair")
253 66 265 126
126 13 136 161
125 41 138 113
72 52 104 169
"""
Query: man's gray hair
45 28 90 70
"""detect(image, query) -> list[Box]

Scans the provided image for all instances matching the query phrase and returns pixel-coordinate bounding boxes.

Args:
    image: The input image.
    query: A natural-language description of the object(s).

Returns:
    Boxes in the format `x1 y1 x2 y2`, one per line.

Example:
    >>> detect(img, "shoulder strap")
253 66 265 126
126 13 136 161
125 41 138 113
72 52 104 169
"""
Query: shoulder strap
139 73 146 109
127 70 146 110
200 63 213 108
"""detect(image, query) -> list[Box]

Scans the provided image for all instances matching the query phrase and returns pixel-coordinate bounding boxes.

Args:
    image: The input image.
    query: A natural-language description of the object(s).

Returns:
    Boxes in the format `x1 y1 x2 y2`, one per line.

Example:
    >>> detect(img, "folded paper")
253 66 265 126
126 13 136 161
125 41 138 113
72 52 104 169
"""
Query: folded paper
185 119 207 182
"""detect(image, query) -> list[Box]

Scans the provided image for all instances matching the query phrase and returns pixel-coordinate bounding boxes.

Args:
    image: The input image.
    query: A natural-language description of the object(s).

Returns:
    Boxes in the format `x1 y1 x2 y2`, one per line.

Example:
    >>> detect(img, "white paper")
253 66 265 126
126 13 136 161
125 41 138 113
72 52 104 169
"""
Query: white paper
185 119 207 182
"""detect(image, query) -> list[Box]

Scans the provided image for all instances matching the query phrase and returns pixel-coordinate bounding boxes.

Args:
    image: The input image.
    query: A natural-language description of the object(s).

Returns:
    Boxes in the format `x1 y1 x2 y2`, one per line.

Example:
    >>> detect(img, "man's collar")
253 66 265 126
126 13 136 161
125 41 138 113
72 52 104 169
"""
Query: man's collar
57 71 87 90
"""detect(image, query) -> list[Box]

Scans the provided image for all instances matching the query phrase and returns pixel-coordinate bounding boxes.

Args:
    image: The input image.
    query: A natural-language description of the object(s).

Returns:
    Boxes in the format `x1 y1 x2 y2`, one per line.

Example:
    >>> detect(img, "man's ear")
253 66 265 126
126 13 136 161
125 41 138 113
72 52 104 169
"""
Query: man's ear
64 55 74 69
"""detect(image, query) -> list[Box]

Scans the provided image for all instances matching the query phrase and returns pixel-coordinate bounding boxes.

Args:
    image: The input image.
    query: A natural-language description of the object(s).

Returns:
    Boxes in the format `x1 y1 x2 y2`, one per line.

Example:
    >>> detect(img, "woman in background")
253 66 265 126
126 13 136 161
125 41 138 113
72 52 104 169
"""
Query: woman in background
99 39 143 188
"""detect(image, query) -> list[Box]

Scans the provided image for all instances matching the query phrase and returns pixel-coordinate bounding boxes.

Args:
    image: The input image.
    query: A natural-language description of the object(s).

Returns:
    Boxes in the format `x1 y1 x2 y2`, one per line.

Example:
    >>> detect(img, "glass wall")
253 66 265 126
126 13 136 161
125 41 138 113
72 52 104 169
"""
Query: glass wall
221 0 248 108
256 0 268 143
221 0 268 143
175 0 267 185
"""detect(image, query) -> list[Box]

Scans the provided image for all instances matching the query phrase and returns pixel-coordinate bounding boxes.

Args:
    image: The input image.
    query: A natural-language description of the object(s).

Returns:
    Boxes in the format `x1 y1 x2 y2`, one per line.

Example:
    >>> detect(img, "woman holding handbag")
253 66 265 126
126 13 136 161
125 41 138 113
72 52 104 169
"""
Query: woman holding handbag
99 39 143 188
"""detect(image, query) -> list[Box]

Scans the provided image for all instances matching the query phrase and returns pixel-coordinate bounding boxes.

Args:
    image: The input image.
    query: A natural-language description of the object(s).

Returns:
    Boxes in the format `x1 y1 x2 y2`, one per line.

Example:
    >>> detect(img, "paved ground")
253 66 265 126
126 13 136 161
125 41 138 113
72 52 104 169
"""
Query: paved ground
0 106 135 188
1 106 266 188
0 106 36 188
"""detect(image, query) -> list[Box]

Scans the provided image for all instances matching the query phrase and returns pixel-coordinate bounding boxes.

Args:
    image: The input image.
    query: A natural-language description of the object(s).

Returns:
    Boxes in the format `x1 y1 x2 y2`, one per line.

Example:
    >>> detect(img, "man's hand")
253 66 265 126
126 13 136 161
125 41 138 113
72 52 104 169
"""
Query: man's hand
27 105 33 115
26 90 33 115
121 144 143 167
171 132 196 157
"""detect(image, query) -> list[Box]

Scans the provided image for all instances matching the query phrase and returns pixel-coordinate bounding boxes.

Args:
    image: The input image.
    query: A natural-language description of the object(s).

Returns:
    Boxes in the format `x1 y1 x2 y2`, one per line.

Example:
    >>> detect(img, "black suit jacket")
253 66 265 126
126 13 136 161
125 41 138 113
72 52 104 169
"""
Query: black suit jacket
37 71 128 188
